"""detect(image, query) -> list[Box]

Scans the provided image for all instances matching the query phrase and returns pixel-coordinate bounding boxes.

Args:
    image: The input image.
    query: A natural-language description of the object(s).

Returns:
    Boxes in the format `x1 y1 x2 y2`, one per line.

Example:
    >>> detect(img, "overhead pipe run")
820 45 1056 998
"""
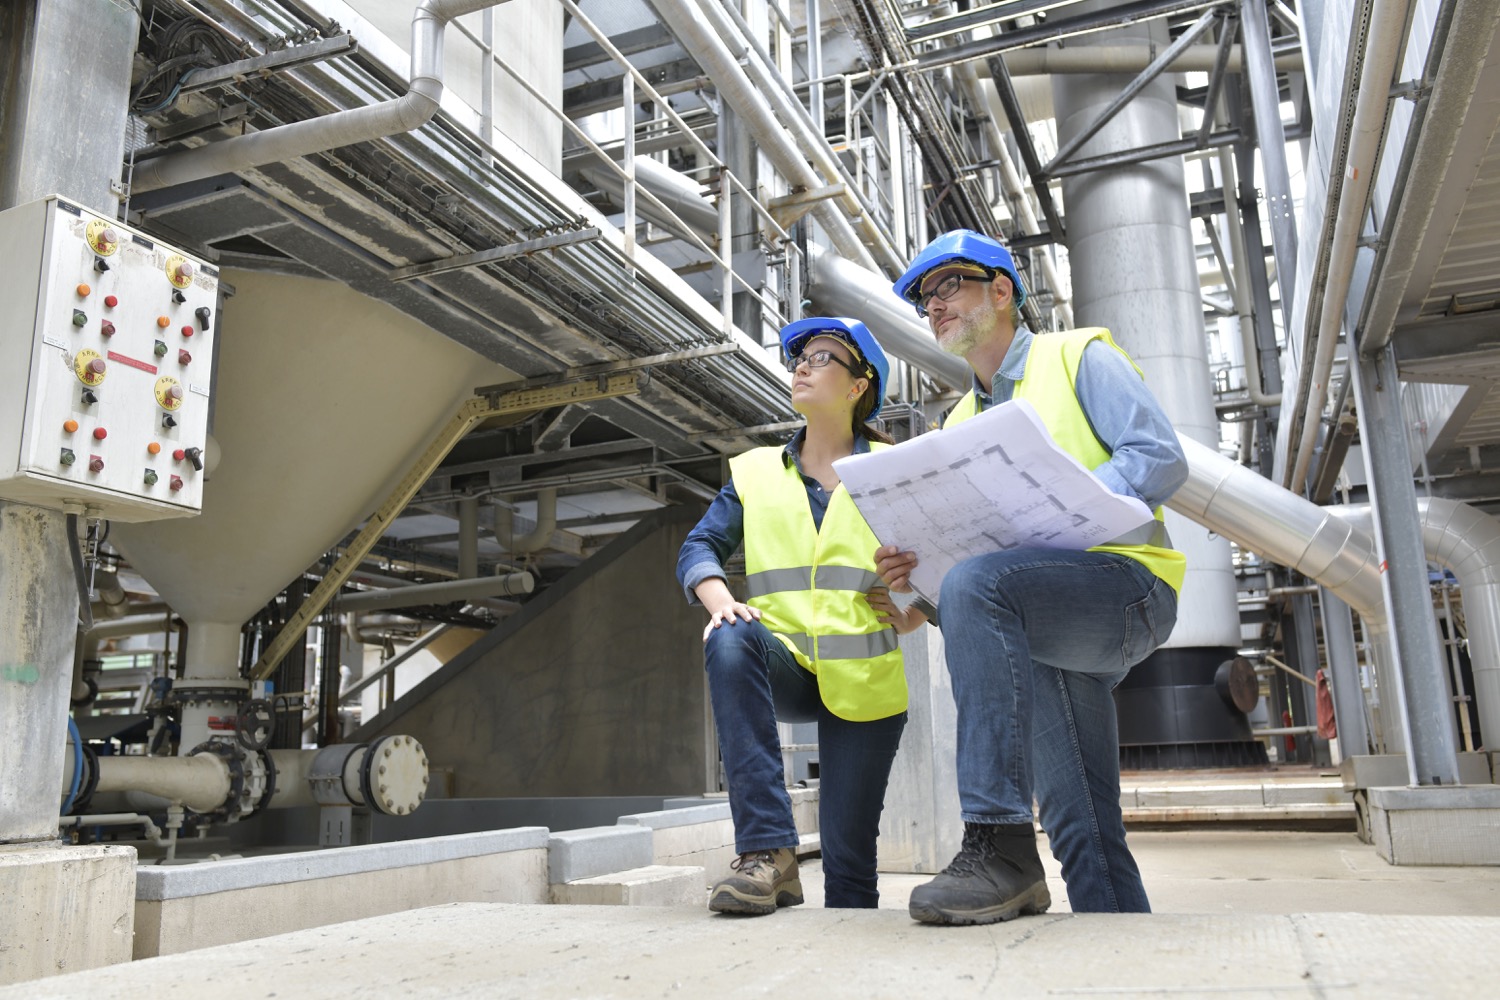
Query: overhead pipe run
647 0 883 273
130 0 512 193
340 571 535 613
1285 0 1415 489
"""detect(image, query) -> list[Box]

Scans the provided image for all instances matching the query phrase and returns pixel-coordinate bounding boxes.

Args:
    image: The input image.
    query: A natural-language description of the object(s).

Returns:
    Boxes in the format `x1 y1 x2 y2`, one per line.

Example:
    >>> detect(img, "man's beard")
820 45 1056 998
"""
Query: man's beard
935 297 995 356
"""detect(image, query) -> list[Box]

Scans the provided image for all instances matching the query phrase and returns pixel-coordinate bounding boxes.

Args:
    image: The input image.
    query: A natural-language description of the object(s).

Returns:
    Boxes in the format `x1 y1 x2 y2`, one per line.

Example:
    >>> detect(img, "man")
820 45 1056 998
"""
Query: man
878 229 1188 924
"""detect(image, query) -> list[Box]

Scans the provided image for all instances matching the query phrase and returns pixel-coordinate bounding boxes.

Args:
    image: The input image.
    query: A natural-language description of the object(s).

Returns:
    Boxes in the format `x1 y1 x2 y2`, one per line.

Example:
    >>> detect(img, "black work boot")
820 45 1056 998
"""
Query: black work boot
908 822 1050 925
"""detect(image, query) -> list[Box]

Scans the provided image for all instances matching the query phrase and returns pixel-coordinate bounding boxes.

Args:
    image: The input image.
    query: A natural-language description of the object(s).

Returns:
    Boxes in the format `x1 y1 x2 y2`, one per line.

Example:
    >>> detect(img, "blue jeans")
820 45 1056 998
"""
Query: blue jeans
703 619 907 908
939 548 1176 913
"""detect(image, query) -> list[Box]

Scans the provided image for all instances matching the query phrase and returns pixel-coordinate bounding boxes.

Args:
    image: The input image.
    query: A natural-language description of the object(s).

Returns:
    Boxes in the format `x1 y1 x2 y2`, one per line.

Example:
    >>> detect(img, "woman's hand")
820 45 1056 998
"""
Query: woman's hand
867 586 927 635
702 601 761 642
694 578 761 642
874 545 919 594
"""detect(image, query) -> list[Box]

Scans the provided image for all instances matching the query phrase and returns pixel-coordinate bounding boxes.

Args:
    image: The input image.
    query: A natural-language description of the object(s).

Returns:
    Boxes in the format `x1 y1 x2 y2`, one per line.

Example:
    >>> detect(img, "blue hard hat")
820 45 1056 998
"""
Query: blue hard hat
892 229 1027 310
779 316 889 420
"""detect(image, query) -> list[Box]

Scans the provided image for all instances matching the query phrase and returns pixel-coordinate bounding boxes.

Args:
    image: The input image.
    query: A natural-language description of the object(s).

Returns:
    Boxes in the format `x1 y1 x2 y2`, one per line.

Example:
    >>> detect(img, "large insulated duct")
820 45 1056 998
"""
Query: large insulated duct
806 245 973 390
576 156 721 243
131 0 512 193
1335 498 1500 754
1051 1 1236 654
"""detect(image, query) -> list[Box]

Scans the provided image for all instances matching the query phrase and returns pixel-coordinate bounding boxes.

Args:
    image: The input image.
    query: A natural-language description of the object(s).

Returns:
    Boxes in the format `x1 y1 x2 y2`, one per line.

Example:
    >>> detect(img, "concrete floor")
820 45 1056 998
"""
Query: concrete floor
8 828 1499 998
814 829 1500 916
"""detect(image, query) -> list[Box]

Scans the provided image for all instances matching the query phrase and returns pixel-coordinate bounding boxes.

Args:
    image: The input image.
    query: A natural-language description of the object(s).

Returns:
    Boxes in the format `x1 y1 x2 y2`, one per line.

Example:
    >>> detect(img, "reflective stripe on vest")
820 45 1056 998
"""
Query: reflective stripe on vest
745 565 884 599
730 445 908 722
943 329 1186 593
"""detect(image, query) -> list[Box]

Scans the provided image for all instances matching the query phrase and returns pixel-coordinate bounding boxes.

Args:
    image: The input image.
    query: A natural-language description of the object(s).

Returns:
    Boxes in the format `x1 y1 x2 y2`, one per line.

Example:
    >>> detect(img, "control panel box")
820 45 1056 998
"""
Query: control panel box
0 196 217 522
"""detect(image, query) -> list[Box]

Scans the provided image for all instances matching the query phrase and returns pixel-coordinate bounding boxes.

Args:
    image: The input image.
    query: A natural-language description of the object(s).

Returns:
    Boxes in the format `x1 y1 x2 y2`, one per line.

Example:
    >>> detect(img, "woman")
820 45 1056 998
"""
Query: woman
676 316 926 915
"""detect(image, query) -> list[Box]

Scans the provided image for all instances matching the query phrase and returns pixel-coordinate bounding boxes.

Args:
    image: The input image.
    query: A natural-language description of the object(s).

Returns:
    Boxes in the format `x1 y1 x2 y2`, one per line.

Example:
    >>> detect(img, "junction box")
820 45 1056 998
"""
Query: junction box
0 195 217 521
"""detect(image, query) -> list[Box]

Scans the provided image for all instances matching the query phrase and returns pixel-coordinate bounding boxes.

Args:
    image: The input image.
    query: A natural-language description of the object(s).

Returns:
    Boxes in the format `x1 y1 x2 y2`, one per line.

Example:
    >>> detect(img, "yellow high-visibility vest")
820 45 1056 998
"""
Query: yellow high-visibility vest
730 445 908 722
945 328 1186 593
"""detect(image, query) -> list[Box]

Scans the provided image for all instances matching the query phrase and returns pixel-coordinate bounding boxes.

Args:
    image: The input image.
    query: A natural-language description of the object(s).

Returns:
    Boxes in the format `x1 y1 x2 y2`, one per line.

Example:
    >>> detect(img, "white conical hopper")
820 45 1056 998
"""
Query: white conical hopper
111 270 512 716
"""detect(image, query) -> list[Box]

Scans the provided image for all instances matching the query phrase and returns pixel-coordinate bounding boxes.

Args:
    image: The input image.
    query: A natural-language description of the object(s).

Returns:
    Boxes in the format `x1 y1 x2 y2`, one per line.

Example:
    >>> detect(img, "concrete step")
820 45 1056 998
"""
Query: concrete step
6 902 1494 999
550 864 705 906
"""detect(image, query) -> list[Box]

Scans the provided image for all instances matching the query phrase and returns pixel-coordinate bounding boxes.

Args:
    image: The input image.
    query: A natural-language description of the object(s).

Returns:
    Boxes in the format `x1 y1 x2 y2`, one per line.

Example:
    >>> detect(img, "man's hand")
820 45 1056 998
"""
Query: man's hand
866 587 927 635
874 545 919 594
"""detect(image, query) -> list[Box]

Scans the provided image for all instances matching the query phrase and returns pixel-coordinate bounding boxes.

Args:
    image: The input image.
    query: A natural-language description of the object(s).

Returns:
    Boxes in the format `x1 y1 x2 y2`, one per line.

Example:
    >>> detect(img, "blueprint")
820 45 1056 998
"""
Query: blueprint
833 398 1156 605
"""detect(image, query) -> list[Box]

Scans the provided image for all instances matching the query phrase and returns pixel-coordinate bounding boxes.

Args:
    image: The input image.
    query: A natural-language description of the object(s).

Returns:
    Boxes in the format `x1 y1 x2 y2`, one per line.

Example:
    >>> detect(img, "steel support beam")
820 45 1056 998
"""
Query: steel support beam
1349 340 1460 785
1240 0 1299 314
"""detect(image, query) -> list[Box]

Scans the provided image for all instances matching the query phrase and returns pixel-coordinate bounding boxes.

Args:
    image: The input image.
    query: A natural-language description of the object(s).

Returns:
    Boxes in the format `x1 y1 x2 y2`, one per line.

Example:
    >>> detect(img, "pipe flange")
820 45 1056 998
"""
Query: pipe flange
307 742 364 807
244 745 278 821
188 739 244 820
362 735 429 817
234 751 269 822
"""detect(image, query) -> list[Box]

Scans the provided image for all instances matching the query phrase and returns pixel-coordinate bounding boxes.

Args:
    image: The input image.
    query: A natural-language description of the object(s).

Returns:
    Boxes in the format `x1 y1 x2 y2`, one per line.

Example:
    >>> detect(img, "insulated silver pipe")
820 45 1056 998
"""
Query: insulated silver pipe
1170 437 1385 618
131 0 511 193
1171 437 1401 754
1334 498 1500 755
340 572 534 613
1001 44 1302 74
576 156 721 240
806 245 974 389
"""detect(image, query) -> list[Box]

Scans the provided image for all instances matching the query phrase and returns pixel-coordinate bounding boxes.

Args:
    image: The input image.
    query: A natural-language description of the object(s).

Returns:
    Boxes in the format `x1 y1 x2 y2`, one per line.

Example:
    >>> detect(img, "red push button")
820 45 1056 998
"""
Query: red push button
178 349 192 365
100 320 115 337
87 359 106 376
104 295 118 308
180 325 194 338
92 427 108 440
89 456 105 473
172 448 185 461
169 475 184 491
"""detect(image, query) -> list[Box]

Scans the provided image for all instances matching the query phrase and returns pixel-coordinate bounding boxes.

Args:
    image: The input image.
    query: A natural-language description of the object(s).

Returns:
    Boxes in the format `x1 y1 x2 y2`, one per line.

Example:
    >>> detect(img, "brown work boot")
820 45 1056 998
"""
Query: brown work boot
708 847 804 915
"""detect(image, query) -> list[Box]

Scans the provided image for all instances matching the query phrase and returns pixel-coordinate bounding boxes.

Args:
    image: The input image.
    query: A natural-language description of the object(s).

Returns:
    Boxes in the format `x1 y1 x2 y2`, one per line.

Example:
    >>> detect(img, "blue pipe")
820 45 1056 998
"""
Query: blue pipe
60 716 83 816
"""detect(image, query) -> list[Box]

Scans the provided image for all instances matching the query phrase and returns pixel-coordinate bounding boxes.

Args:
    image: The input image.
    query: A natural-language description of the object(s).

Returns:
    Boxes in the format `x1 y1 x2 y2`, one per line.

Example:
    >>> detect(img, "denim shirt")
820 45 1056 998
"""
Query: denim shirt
676 430 872 604
976 327 1187 510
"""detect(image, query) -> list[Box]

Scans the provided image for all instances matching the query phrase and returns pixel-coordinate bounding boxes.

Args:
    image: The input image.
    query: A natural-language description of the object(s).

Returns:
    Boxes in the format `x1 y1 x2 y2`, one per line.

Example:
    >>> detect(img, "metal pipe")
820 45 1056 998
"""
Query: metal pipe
705 0 904 272
457 497 479 579
93 753 230 814
338 572 534 613
496 488 557 555
1286 0 1415 490
955 61 1073 327
1239 0 1299 316
1334 496 1500 769
806 244 974 389
130 0 513 193
1319 587 1374 756
1170 437 1385 620
575 155 721 239
647 0 881 271
999 43 1302 75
